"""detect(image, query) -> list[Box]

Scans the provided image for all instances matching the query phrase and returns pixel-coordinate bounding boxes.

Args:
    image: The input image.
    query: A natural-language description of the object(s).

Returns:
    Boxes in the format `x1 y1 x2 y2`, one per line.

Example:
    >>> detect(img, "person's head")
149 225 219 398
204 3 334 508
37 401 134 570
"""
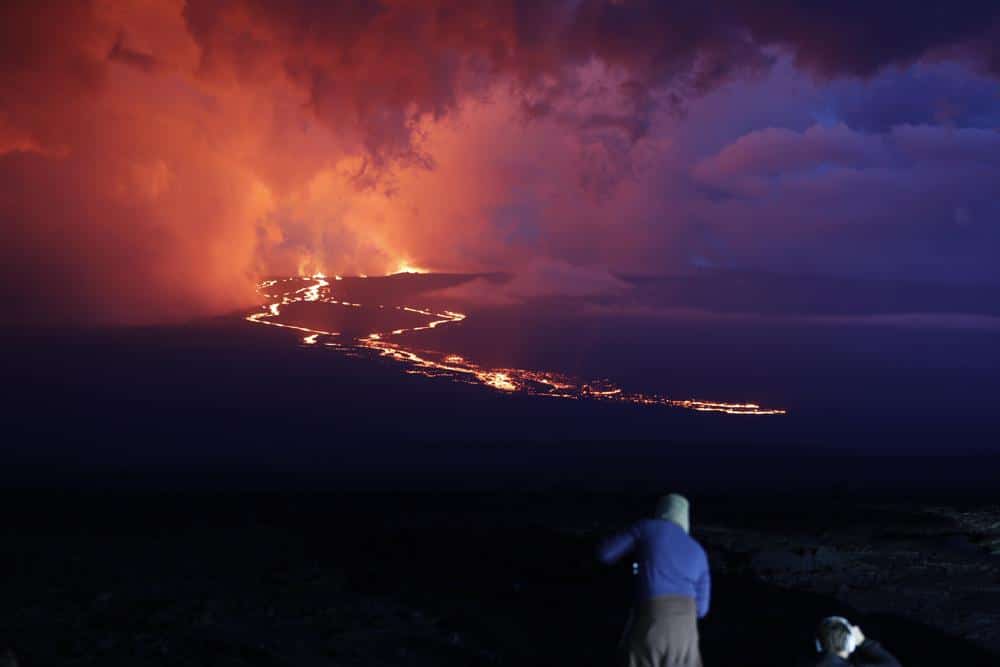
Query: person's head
816 617 858 656
655 493 690 533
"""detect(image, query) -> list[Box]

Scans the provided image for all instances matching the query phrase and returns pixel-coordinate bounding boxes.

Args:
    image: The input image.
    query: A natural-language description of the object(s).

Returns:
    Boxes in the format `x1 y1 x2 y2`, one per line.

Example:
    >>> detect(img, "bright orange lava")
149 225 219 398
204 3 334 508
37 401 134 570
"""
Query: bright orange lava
245 276 787 416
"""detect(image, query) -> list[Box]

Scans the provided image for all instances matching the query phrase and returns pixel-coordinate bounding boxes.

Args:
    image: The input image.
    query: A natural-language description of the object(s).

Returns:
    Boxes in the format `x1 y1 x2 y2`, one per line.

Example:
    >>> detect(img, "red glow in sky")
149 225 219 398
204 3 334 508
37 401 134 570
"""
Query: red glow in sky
1 1 998 325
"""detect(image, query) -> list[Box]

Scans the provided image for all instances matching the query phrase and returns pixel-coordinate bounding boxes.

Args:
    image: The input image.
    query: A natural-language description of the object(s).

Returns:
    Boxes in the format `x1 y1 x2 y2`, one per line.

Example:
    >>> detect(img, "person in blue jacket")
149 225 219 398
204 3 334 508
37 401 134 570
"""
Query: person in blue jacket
598 493 710 667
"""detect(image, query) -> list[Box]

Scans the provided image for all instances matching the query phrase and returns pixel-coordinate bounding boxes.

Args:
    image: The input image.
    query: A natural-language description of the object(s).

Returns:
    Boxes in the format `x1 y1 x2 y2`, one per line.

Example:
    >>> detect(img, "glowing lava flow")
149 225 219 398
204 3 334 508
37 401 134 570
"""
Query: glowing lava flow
390 262 429 275
245 276 787 416
244 274 343 340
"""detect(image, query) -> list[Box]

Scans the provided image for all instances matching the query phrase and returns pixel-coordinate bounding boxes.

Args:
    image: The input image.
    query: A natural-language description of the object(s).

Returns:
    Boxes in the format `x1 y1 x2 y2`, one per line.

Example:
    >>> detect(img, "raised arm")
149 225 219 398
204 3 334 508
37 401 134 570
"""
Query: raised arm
851 639 901 667
597 523 640 564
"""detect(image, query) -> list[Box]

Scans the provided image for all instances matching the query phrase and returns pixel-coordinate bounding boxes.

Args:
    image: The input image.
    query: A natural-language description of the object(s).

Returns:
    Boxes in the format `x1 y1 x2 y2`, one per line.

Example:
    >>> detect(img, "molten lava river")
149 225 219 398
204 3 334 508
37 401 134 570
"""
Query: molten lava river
246 275 786 416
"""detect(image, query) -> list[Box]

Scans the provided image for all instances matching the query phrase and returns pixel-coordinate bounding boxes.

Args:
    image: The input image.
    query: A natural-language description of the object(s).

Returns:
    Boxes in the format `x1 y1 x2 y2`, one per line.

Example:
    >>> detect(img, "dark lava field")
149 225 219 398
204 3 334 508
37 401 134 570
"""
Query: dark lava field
1 491 997 666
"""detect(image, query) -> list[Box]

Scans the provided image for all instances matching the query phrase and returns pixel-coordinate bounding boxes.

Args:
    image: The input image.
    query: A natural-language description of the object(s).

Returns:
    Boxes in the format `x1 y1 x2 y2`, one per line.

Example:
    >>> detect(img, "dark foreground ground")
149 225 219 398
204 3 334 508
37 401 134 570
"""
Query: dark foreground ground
1 491 997 666
2 319 998 664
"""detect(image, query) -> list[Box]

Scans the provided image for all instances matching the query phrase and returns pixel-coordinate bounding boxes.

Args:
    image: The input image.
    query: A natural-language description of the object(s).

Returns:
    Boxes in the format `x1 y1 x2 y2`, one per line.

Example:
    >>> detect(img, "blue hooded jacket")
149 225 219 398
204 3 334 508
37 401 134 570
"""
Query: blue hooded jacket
598 518 711 618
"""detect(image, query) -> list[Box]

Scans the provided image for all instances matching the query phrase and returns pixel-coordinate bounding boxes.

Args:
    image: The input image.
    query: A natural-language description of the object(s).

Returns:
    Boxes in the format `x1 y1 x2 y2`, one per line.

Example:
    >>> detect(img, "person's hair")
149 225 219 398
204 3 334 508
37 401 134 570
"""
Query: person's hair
817 617 853 653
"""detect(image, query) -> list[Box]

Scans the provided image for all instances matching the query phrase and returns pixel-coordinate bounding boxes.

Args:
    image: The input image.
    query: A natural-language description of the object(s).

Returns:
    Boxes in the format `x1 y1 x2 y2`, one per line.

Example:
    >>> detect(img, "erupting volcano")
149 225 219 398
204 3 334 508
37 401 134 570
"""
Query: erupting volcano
246 275 786 416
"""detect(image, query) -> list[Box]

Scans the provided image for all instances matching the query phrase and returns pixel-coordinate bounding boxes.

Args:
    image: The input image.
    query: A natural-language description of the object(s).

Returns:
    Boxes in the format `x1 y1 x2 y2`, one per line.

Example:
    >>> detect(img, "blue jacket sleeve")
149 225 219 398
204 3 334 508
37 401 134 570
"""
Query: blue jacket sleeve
694 552 711 618
597 523 640 564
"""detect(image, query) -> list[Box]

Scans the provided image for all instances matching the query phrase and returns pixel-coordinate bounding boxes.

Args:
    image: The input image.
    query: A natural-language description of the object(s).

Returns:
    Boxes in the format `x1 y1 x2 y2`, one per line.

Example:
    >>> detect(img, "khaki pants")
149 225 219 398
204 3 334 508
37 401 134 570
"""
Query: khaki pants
621 595 703 667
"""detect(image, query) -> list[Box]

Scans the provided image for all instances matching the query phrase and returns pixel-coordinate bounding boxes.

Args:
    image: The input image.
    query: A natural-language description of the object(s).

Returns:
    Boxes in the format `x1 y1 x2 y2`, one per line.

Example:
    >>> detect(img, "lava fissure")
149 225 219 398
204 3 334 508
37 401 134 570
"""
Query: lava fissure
246 276 786 416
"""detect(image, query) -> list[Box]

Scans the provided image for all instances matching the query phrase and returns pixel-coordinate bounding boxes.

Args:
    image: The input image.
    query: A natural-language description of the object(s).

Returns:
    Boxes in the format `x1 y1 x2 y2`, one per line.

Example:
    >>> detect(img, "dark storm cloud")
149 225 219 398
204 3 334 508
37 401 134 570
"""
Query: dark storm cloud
827 65 1000 132
731 1 1000 77
180 0 1000 156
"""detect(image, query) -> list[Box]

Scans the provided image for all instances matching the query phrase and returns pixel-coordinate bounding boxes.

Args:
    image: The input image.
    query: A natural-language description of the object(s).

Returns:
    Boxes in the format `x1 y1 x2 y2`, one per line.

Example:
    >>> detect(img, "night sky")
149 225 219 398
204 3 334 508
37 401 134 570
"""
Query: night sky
2 1 999 324
2 1 1000 487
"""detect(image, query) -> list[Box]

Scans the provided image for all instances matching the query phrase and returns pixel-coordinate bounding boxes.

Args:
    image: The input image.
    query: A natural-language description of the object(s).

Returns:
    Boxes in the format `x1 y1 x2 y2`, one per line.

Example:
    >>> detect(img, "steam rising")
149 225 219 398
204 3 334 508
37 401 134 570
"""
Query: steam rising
1 1 997 324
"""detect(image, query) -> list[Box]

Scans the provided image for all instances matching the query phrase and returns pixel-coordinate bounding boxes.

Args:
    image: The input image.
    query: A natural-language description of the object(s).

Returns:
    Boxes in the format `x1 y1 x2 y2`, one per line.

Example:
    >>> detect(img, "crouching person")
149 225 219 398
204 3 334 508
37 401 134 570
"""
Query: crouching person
598 493 710 667
812 616 901 667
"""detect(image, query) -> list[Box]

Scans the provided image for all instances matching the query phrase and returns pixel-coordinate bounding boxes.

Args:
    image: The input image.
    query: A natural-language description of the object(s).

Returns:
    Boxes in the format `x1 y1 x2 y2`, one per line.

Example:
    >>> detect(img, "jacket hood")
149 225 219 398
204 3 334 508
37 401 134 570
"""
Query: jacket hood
655 494 690 534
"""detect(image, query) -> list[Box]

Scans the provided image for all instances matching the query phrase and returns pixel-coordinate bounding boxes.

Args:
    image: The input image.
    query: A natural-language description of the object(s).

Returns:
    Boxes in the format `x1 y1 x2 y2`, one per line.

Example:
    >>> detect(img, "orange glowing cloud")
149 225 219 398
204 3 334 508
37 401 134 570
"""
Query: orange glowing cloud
1 1 997 324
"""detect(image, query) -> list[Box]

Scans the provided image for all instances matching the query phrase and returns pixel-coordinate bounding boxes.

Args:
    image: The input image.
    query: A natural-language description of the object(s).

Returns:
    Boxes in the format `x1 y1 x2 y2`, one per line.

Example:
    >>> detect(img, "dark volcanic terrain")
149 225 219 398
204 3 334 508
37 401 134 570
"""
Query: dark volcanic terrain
2 289 998 666
1 492 997 666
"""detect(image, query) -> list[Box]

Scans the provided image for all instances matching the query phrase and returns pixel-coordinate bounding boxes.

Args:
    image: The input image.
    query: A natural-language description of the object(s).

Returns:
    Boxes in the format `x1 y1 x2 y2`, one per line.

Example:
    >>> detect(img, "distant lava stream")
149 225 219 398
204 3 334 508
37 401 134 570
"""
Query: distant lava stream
246 275 786 416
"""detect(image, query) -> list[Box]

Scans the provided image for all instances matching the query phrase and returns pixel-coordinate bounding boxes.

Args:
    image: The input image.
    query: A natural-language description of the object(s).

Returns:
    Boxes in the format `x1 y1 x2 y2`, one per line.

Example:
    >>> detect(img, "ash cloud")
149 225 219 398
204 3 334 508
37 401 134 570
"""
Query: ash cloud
1 1 999 324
